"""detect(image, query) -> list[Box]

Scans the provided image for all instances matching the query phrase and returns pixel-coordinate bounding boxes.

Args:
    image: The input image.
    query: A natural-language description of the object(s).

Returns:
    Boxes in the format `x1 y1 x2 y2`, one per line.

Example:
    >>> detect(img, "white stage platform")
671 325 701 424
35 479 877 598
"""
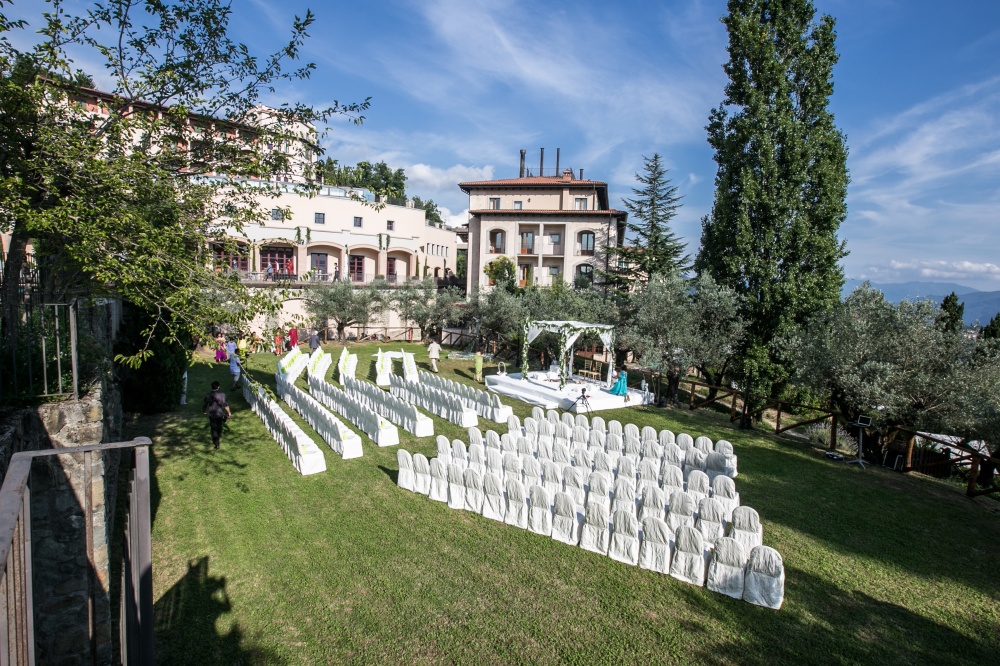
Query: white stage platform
485 372 653 413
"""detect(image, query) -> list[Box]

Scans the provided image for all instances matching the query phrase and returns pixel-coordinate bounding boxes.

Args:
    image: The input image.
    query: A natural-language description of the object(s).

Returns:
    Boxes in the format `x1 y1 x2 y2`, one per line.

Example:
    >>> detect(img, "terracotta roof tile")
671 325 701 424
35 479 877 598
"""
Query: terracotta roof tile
469 208 624 216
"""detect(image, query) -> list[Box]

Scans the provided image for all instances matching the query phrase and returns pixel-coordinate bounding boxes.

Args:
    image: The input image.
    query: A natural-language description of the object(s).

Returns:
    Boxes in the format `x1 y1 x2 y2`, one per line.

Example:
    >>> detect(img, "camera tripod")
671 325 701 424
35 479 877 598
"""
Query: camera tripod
567 387 592 414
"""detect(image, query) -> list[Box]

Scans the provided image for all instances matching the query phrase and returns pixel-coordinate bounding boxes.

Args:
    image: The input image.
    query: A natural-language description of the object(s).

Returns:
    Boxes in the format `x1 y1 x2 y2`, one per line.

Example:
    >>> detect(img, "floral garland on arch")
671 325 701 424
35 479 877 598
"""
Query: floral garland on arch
519 320 615 390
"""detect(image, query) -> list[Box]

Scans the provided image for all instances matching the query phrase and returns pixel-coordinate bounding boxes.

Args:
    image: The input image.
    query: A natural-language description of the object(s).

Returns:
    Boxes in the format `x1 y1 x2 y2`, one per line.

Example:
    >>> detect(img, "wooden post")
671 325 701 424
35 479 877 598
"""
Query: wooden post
903 434 916 472
775 402 782 434
830 413 837 451
689 381 695 410
731 391 738 420
967 455 981 496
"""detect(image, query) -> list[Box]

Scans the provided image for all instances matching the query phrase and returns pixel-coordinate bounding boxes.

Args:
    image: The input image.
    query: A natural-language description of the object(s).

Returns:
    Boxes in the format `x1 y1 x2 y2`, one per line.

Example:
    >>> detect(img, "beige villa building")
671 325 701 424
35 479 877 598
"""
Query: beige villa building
460 155 626 293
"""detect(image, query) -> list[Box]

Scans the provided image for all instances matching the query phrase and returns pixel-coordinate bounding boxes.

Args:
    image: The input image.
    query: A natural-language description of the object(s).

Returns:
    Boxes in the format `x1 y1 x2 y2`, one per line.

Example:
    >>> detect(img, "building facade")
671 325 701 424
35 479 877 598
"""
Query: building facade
460 162 626 293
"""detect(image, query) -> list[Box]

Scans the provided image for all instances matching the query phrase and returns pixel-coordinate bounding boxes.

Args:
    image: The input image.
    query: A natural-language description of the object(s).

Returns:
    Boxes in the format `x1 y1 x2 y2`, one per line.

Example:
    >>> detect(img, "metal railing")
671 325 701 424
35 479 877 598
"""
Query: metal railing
0 439 153 664
0 301 80 402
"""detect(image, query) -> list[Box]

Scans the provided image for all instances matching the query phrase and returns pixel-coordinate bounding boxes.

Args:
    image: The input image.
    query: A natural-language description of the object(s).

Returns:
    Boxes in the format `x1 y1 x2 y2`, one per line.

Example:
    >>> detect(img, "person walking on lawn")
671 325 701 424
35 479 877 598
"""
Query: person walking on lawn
309 329 320 354
202 381 231 449
428 338 442 373
229 350 242 390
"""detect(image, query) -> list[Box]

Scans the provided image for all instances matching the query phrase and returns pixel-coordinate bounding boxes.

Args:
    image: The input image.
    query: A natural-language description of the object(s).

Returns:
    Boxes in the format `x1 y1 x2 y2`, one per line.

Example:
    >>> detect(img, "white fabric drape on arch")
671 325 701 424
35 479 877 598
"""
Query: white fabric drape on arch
523 321 615 387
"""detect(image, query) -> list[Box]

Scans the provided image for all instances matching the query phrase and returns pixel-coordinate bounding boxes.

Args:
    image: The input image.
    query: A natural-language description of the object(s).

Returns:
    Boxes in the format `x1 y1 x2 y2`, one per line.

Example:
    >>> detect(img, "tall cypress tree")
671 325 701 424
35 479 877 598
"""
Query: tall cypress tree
602 154 688 293
696 0 849 424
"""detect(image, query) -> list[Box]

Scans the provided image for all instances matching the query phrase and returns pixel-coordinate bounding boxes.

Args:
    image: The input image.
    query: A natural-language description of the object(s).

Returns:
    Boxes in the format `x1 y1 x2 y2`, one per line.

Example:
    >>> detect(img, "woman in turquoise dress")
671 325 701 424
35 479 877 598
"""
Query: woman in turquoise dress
609 369 628 397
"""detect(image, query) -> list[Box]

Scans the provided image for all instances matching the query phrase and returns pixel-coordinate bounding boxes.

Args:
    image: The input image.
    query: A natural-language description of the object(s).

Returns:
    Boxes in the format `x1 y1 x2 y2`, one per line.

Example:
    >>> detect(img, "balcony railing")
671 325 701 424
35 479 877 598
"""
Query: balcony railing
546 244 564 256
487 246 505 254
575 246 596 256
519 246 536 255
0 439 154 664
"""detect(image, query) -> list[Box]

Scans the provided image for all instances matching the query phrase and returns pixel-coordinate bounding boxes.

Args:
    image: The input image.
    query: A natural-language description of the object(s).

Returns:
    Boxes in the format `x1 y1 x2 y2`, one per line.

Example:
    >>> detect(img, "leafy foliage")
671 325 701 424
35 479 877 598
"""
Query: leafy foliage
785 284 1000 444
320 158 407 204
696 0 849 420
115 303 191 412
601 153 688 293
620 273 744 401
483 256 516 292
304 279 388 341
936 292 965 333
411 196 445 227
391 278 465 339
0 0 369 366
981 313 1000 340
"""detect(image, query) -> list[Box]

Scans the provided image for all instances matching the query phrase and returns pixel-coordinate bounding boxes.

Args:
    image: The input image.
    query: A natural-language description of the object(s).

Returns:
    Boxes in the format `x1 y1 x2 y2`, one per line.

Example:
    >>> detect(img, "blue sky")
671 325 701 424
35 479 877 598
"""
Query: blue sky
11 1 1000 289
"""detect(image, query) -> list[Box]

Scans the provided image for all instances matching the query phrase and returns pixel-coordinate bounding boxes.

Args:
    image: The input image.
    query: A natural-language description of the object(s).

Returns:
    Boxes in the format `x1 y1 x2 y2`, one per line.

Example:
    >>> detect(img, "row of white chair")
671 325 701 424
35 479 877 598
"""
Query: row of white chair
310 350 333 381
335 347 358 384
397 451 783 609
277 348 306 377
388 374 478 427
418 370 512 423
242 379 326 475
276 376 363 460
344 376 434 437
308 373 399 447
374 348 394 386
402 351 419 382
510 415 739 479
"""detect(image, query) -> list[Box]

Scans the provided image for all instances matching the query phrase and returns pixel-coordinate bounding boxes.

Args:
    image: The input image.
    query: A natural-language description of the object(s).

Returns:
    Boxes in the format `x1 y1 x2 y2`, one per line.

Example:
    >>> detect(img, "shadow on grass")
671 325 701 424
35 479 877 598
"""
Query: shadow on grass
677 565 994 665
154 556 287 665
736 433 1000 598
378 465 398 484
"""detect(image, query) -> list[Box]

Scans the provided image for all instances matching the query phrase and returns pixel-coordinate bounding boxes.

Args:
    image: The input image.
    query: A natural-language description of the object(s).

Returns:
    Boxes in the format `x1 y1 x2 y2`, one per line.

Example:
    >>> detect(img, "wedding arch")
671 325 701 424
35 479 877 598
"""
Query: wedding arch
520 320 615 389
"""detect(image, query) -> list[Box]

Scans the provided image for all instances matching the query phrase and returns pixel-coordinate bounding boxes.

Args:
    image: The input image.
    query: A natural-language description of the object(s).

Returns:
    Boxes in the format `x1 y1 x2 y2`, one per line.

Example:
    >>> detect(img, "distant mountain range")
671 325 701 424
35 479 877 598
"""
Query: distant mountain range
842 279 1000 326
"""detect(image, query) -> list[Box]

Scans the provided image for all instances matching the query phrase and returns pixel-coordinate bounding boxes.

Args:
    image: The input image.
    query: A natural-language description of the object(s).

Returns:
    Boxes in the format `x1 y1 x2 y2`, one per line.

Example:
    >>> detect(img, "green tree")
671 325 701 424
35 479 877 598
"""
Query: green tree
619 273 743 403
304 280 388 341
455 250 468 278
411 196 444 227
981 313 1000 340
937 292 965 333
0 0 369 366
601 154 688 293
484 256 516 292
785 284 1000 444
392 278 464 339
696 0 849 425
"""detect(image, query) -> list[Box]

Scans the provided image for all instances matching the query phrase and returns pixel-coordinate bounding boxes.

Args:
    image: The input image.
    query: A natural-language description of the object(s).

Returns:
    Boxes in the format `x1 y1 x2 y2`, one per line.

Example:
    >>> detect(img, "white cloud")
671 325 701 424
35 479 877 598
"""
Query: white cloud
405 163 494 193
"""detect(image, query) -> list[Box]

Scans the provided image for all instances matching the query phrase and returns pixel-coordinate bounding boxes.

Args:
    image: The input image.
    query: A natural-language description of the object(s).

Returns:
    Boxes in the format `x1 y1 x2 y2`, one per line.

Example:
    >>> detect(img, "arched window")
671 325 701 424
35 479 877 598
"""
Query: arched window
488 229 505 254
578 231 595 256
576 264 594 286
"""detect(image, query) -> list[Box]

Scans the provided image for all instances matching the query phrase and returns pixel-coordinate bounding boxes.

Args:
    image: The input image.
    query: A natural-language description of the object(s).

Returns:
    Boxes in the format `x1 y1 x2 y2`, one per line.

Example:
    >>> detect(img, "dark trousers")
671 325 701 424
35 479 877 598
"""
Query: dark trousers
209 417 225 447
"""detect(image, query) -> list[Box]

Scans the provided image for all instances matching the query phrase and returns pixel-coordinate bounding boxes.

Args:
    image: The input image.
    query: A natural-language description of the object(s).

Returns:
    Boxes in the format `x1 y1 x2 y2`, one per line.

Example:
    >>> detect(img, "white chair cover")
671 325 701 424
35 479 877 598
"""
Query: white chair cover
531 406 545 421
579 502 610 555
552 442 571 465
504 478 528 528
638 517 671 574
428 458 448 502
641 426 658 442
527 485 553 536
447 463 466 510
586 471 612 513
451 440 468 469
705 452 729 481
637 458 660 495
502 452 523 486
482 472 506 522
670 525 706 586
666 491 696 535
572 447 593 472
696 497 727 546
485 447 503 476
542 460 563 499
659 429 675 446
676 433 694 449
523 456 543 489
608 510 640 566
551 492 580 545
591 416 606 433
468 442 487 476
638 485 667 523
616 456 636 481
624 423 640 440
611 477 637 517
397 449 415 491
711 475 740 522
464 467 484 513
413 453 431 495
663 443 684 468
695 436 713 455
706 537 747 599
593 450 614 476
743 546 785 609
730 506 763 553
436 436 452 465
661 463 684 495
562 465 586 507
687 470 711 506
683 449 707 480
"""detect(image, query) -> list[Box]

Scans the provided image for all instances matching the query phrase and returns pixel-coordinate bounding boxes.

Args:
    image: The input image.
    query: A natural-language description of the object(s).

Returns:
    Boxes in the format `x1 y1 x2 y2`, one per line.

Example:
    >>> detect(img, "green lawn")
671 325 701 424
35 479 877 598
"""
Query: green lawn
132 342 1000 664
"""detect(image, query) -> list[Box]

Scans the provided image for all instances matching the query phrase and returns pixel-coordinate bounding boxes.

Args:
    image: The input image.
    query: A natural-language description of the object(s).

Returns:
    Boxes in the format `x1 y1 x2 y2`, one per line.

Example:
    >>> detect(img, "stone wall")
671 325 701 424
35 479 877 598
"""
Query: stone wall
0 374 125 665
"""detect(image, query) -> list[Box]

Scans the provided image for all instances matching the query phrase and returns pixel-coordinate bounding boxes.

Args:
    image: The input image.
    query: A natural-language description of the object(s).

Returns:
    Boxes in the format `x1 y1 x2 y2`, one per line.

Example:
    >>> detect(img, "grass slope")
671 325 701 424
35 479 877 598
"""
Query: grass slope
132 342 1000 665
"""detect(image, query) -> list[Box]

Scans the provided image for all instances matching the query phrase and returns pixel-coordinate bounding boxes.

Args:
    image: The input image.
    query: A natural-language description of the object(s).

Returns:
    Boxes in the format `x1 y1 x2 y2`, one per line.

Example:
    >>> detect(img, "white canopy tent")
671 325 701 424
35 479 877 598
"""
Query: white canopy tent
520 320 615 389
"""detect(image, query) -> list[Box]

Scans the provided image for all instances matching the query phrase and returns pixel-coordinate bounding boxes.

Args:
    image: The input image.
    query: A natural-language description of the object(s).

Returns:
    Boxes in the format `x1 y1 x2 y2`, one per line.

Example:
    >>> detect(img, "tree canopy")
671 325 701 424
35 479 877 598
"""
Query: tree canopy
0 0 370 366
696 0 849 424
392 278 464 339
304 279 387 341
601 154 688 293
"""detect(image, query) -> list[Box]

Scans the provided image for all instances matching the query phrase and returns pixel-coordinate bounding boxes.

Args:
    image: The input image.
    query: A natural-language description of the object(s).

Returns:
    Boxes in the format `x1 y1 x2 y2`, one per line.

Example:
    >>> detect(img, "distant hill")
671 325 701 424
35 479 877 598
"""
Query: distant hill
842 280 1000 325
